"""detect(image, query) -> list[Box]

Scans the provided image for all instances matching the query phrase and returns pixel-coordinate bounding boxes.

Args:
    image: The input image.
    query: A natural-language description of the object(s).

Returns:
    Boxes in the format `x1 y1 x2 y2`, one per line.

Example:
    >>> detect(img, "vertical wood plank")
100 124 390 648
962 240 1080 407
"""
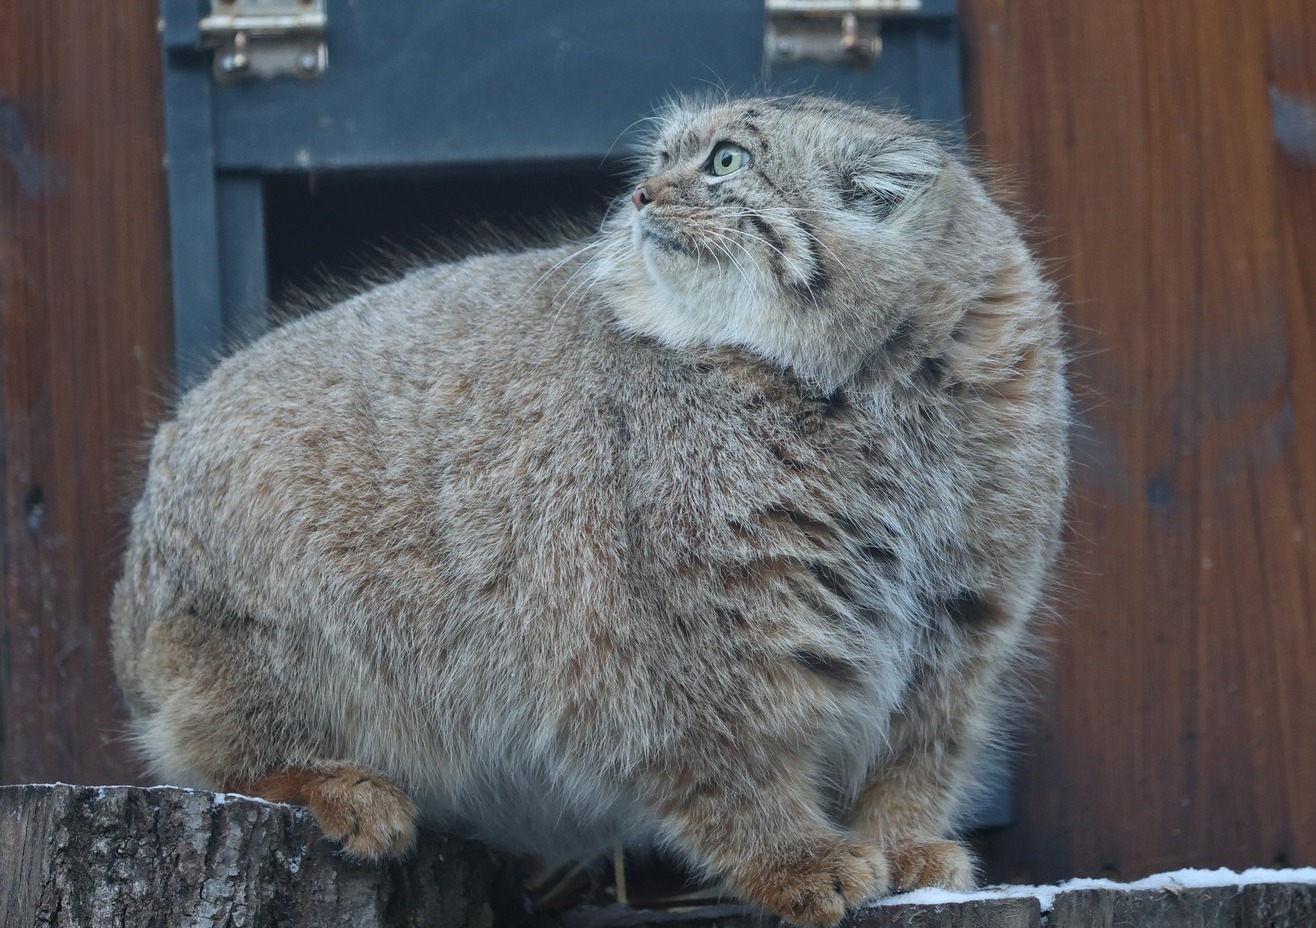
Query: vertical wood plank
961 0 1316 882
0 3 173 782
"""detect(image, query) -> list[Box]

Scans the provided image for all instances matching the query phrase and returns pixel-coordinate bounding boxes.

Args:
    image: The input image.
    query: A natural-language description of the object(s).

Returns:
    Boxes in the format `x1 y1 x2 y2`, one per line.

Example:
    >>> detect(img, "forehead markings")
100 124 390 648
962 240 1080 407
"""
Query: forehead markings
681 128 702 155
742 120 770 153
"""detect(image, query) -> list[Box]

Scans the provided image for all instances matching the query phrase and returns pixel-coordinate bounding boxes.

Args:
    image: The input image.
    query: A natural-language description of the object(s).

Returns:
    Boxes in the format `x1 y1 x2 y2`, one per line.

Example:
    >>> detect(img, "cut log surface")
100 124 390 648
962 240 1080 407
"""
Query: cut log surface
0 783 528 928
1048 883 1316 927
4 784 1316 928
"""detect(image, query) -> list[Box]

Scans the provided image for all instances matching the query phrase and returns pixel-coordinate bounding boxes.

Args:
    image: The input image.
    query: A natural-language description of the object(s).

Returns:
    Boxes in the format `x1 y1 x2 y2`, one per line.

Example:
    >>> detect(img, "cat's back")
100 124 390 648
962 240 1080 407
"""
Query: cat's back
189 247 586 419
132 246 619 604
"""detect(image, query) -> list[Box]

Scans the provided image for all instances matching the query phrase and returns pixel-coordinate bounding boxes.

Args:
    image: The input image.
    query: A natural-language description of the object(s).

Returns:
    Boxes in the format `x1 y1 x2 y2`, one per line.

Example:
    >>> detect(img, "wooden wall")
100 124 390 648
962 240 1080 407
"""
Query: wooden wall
962 0 1316 883
0 2 172 783
1 0 1313 885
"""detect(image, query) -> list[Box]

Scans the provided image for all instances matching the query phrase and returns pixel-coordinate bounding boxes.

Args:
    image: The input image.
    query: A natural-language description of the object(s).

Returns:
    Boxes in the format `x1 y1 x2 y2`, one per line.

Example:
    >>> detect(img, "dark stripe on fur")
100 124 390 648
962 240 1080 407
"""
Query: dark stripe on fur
859 543 899 565
944 590 1000 627
745 213 789 283
743 120 770 152
759 505 836 544
767 442 805 471
792 649 863 687
916 354 947 388
795 218 831 297
807 561 854 606
751 173 833 298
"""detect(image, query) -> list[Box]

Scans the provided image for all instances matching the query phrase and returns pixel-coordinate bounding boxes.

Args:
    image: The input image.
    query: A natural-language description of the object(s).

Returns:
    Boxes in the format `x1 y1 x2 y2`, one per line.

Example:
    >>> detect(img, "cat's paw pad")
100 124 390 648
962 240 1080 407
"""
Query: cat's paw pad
886 839 975 893
305 767 417 859
734 840 891 928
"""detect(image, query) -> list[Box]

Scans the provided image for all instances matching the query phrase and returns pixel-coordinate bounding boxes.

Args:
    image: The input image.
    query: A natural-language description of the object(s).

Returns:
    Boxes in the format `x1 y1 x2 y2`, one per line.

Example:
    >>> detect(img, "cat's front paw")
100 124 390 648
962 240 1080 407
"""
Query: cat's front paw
303 766 418 859
731 839 891 928
885 839 975 893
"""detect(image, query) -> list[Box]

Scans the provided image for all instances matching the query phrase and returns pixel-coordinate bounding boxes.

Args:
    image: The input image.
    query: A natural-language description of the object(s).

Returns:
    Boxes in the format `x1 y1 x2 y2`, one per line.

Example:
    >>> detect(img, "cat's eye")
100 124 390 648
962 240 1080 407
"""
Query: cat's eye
708 142 749 177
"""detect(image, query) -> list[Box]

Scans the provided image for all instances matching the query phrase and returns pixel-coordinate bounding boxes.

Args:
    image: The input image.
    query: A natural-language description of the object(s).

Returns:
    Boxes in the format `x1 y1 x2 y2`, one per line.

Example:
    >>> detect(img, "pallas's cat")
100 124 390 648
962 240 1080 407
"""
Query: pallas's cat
113 95 1067 927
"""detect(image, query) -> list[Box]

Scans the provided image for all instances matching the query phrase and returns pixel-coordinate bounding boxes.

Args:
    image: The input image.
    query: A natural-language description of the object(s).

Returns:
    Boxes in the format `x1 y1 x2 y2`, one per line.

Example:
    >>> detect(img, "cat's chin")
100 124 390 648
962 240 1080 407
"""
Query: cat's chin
610 280 857 390
635 220 698 285
617 218 862 386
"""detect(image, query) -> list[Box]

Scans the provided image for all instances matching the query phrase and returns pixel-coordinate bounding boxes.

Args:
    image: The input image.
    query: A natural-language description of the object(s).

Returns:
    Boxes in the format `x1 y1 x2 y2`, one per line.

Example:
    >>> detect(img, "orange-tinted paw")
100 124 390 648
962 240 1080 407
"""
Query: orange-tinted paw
305 767 417 859
232 765 417 859
732 840 891 928
886 839 975 893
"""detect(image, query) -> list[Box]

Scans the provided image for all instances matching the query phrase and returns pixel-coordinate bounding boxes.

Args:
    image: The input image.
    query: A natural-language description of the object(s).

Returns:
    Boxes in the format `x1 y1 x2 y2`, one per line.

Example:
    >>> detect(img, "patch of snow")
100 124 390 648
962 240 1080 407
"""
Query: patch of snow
136 784 286 807
867 867 1316 913
211 790 287 807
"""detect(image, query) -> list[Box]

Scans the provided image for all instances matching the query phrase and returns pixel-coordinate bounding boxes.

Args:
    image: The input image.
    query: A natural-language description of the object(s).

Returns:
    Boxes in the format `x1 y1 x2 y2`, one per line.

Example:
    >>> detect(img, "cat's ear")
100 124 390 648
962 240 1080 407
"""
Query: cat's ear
845 137 945 221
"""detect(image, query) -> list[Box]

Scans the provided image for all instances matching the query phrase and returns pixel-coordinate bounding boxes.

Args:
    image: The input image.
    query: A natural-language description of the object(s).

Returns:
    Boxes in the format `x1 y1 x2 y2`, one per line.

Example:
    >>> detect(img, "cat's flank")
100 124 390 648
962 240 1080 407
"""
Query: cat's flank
113 96 1067 927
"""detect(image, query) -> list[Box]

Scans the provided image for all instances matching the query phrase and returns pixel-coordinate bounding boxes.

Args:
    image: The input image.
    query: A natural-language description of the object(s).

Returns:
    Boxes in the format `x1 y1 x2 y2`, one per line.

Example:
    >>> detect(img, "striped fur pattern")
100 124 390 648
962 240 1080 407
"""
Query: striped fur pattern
112 96 1068 927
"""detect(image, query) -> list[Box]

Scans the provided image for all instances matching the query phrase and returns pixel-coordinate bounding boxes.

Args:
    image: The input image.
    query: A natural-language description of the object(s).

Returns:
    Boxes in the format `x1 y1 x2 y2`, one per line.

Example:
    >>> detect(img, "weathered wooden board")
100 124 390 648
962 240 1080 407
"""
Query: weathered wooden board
960 0 1316 882
1049 884 1316 927
0 0 173 784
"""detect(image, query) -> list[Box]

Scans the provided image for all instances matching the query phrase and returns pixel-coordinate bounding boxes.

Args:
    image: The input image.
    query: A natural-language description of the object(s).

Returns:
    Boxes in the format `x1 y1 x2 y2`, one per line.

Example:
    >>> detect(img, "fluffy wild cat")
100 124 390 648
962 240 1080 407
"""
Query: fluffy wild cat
112 95 1068 927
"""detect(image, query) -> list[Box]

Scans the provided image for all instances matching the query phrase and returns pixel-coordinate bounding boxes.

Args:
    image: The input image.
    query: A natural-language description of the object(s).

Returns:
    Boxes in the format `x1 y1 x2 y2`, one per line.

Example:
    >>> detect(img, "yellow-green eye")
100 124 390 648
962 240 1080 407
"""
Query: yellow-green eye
709 142 748 177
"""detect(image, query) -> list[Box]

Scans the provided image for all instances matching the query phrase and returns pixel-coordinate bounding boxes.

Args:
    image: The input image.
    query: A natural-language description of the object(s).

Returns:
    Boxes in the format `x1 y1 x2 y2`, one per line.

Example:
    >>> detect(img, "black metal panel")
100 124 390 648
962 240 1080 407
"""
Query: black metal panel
216 174 269 345
161 0 960 172
161 61 225 388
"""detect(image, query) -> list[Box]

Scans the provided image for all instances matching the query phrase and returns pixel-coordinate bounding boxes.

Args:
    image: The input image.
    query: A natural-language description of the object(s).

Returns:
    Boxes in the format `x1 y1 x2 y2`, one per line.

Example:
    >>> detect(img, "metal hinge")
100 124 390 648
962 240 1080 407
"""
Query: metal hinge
766 0 922 67
200 0 327 83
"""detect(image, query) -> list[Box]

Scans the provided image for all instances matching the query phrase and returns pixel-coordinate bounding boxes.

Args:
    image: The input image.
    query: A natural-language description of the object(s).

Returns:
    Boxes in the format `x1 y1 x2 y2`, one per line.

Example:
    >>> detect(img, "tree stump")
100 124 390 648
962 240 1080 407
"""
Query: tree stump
4 783 1316 927
0 783 528 928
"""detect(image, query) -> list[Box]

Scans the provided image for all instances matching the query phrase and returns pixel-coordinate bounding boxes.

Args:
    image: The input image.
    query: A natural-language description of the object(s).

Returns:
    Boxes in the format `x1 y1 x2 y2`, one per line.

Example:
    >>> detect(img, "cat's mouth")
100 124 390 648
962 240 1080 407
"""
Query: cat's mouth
636 215 692 255
640 226 688 254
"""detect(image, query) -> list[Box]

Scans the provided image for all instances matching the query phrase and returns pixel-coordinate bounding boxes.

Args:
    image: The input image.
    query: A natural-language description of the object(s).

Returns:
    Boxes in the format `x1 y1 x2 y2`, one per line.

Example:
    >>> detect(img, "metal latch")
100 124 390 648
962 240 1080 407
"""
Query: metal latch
200 0 327 83
766 0 922 67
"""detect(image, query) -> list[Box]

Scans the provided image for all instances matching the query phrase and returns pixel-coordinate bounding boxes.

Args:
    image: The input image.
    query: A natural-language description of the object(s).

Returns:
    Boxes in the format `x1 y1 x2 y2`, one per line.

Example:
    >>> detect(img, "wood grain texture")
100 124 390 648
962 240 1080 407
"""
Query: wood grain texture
0 2 172 782
1049 885 1316 928
960 0 1316 882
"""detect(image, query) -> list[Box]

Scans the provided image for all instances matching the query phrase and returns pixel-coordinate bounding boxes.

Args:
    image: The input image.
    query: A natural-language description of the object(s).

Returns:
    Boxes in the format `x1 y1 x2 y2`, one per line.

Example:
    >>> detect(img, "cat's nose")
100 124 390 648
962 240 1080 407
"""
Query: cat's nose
632 185 653 210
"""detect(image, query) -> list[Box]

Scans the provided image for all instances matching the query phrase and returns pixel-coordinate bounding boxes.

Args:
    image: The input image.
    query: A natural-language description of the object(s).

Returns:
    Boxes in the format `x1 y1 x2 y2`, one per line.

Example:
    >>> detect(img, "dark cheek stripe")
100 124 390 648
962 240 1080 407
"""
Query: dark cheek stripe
746 213 787 256
745 213 792 287
740 169 831 302
796 218 832 296
860 543 899 565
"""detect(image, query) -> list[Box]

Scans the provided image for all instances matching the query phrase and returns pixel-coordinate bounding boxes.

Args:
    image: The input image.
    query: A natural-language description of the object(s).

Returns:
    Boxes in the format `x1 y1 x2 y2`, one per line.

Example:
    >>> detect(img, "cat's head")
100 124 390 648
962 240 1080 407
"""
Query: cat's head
597 95 1022 388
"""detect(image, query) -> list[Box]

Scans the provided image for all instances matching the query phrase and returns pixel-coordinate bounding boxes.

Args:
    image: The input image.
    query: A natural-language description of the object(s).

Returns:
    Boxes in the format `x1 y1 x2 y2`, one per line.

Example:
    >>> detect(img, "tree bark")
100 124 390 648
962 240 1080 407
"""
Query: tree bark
4 784 1315 927
0 784 528 928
